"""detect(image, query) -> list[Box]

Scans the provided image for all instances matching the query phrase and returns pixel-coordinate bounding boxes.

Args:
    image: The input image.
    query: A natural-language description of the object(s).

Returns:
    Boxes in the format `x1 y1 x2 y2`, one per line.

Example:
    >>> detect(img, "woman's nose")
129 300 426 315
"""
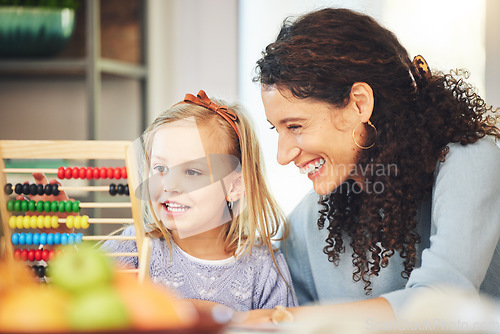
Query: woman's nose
276 134 300 165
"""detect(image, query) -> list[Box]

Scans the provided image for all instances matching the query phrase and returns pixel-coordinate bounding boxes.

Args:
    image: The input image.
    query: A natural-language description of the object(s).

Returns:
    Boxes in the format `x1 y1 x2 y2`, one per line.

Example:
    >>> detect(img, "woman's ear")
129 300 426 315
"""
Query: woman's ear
350 82 374 122
224 172 244 202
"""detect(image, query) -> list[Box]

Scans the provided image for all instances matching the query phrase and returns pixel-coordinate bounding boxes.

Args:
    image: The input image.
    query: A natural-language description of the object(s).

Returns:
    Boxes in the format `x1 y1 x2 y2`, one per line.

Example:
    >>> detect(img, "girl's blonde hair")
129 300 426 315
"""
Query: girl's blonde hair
140 95 287 258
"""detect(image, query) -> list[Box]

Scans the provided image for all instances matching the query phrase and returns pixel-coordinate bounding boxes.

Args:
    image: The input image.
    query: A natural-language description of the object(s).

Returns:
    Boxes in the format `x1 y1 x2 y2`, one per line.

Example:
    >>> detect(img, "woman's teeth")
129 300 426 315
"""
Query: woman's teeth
299 159 325 174
164 202 189 212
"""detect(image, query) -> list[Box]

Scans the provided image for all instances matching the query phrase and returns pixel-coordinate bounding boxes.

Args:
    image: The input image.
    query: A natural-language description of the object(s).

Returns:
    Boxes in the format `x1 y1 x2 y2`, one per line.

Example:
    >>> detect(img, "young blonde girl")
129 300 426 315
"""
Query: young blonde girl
102 90 296 311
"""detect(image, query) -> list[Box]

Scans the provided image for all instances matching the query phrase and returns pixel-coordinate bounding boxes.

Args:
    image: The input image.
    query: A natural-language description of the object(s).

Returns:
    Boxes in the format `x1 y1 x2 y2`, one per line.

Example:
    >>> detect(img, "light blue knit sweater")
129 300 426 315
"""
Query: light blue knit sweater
281 137 500 319
101 226 297 311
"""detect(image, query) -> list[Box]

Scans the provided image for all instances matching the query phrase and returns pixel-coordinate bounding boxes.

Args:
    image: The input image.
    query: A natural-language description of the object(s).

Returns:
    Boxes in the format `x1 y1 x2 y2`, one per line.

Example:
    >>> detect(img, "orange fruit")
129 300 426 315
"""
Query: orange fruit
113 273 196 330
0 284 70 332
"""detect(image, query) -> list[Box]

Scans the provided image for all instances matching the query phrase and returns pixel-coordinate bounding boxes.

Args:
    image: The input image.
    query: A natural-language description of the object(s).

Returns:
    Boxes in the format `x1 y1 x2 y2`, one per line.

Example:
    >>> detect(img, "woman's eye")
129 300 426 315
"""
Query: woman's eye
153 165 166 174
269 125 276 130
287 125 301 131
186 169 202 176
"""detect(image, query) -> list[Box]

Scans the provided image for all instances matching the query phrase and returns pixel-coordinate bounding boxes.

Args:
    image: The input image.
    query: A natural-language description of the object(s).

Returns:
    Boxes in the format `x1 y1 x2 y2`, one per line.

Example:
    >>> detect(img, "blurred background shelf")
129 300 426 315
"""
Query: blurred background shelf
0 58 147 79
0 0 148 141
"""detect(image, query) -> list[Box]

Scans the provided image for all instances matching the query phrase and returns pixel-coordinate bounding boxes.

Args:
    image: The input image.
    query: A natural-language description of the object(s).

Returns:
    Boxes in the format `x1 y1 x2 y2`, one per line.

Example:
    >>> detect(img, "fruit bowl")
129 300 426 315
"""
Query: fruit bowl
0 6 75 57
0 246 226 334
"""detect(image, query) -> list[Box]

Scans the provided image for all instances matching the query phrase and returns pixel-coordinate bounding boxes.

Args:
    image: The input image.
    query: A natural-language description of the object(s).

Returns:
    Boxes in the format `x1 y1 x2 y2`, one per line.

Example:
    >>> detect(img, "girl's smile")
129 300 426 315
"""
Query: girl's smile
161 200 191 216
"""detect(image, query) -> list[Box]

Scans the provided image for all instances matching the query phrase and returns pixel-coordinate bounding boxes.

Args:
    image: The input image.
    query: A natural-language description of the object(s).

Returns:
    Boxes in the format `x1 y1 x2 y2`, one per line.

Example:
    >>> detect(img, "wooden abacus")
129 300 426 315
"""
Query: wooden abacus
0 140 151 282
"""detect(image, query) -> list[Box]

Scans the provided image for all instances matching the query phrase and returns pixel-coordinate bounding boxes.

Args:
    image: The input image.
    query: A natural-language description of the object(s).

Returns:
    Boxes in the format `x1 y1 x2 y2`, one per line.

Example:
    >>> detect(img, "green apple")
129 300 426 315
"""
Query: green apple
48 243 114 294
68 286 130 331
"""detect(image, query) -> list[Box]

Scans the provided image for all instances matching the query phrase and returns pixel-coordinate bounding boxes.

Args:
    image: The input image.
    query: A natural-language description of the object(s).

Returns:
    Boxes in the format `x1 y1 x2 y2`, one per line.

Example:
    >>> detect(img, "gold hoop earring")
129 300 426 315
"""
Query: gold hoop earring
352 120 377 149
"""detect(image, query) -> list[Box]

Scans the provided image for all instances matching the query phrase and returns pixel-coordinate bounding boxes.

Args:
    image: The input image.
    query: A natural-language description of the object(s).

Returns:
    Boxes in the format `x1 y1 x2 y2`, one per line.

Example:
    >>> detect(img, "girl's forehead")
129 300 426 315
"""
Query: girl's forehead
151 119 231 158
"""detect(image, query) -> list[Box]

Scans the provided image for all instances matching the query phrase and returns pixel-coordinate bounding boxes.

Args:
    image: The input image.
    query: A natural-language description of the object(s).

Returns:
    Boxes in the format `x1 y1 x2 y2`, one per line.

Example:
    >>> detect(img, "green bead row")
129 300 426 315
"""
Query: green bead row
6 200 80 214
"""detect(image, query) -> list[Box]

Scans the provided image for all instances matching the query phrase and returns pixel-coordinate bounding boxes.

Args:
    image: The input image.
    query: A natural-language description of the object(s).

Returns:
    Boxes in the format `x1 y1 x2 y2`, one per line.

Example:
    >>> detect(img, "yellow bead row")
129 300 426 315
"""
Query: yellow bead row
8 215 89 230
65 215 90 229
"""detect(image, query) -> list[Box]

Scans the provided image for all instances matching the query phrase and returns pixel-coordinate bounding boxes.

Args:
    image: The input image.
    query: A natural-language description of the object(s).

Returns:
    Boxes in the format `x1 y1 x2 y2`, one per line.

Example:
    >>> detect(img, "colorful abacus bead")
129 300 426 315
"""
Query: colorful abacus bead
4 183 13 195
58 166 65 179
58 201 66 213
73 215 81 228
109 184 117 196
37 216 44 229
28 200 36 212
33 233 39 245
51 200 58 212
25 233 33 245
29 184 38 196
8 216 16 228
23 216 30 229
39 233 47 245
64 167 72 179
75 233 83 243
47 233 54 245
66 215 74 228
22 183 30 195
16 216 23 229
51 215 59 228
93 167 101 179
43 201 51 213
28 249 35 262
35 249 42 261
30 215 38 229
11 233 19 245
21 249 28 261
49 249 57 261
42 250 50 262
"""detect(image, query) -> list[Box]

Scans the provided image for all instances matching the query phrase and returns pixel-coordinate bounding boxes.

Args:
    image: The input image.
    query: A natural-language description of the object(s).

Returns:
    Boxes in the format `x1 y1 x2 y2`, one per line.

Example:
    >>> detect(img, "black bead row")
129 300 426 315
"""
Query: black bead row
4 183 60 196
4 183 129 196
109 184 129 196
31 264 47 278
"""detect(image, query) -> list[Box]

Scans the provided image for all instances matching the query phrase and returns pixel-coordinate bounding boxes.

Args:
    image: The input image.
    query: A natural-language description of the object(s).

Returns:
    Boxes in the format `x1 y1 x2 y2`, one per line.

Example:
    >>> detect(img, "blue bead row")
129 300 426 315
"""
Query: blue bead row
11 232 84 246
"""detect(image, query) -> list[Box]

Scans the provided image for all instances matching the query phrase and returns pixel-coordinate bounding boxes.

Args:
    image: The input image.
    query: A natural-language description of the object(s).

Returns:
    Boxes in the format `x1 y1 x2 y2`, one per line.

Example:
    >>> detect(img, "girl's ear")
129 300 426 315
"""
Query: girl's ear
225 172 244 202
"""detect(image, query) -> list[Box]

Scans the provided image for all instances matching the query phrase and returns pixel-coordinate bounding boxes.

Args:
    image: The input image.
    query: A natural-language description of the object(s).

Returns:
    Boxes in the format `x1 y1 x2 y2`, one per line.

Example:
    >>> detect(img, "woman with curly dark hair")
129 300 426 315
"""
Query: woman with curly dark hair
247 7 500 324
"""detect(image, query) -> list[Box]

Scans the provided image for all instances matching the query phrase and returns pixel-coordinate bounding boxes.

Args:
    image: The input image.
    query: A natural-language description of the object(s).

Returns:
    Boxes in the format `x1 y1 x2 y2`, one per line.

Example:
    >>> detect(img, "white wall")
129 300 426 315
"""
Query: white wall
147 0 239 124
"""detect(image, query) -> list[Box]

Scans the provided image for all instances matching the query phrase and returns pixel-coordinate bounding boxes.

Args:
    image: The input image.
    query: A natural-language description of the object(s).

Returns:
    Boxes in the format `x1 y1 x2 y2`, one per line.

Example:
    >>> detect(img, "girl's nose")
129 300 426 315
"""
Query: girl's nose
162 172 182 193
276 134 301 166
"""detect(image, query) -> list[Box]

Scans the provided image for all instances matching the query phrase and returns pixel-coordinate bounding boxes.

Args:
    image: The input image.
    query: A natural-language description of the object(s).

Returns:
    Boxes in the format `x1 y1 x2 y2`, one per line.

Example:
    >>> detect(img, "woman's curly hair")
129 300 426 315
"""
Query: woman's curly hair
254 8 499 293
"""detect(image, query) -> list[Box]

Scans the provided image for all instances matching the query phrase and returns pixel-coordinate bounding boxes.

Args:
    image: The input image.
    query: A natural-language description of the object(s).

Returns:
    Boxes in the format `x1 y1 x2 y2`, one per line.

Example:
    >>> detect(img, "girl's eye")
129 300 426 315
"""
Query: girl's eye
287 125 302 131
153 165 166 174
186 169 202 176
269 125 276 130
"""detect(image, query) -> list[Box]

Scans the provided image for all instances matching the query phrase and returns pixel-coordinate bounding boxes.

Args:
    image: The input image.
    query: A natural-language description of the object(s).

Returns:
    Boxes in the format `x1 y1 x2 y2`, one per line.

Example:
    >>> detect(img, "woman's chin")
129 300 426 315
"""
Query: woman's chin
312 178 343 196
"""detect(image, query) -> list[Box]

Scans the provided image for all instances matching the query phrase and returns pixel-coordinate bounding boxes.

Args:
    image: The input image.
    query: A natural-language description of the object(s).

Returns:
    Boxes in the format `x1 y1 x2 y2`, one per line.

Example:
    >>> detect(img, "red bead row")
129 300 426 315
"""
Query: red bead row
13 248 59 262
57 166 127 180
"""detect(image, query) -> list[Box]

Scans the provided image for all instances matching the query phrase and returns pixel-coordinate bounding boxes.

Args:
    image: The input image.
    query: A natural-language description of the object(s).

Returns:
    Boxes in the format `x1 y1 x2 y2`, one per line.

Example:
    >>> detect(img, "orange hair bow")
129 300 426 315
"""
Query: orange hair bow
184 90 240 139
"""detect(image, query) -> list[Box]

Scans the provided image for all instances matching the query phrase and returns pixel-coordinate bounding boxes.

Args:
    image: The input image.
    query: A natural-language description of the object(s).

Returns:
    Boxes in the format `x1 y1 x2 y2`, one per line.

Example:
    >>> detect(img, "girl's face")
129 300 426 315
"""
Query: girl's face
262 88 362 195
149 119 239 239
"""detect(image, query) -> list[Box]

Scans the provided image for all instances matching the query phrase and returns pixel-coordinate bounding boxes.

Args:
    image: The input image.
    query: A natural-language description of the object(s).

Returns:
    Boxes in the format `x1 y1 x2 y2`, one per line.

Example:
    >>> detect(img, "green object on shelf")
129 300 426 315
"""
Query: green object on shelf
0 6 75 57
4 159 66 169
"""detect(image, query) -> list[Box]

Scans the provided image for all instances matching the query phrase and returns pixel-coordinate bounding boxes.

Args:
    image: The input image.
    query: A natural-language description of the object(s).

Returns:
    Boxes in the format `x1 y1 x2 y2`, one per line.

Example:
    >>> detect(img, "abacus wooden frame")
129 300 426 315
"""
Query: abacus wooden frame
0 140 150 281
